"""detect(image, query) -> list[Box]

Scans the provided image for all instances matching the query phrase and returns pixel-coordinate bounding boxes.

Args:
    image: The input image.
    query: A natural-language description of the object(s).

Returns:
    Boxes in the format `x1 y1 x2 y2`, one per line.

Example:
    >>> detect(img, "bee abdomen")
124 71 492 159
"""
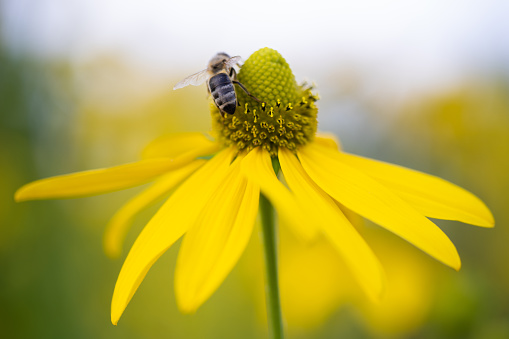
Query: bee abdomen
209 73 237 115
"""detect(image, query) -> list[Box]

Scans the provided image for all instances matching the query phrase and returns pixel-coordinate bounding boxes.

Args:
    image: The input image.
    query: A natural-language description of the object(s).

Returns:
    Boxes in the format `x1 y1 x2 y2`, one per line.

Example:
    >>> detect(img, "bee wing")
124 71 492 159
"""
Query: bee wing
173 68 210 90
225 56 243 68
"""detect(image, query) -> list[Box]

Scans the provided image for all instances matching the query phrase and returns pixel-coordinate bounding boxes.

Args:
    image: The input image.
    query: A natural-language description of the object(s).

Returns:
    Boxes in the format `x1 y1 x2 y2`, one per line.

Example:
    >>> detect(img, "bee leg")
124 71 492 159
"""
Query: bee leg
232 80 265 104
230 68 265 104
229 67 237 80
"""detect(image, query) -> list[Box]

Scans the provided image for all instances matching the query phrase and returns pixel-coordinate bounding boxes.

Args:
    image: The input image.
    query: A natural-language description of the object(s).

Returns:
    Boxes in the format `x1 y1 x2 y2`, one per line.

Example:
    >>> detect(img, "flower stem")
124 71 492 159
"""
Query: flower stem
259 192 284 339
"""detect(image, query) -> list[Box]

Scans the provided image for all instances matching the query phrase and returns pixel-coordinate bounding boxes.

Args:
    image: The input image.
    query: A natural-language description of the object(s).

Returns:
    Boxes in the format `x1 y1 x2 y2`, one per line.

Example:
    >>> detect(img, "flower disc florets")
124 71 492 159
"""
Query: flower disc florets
211 48 319 157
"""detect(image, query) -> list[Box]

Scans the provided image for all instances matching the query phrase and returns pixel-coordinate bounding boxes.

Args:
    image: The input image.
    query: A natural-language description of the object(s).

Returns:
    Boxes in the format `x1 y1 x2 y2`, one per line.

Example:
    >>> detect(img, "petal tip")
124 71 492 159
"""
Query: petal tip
482 220 495 229
484 212 495 228
14 185 31 202
465 211 494 228
448 254 462 272
111 301 123 326
176 297 198 315
175 277 200 315
471 201 495 228
444 244 462 271
175 276 201 315
103 244 122 260
110 308 119 326
103 225 123 259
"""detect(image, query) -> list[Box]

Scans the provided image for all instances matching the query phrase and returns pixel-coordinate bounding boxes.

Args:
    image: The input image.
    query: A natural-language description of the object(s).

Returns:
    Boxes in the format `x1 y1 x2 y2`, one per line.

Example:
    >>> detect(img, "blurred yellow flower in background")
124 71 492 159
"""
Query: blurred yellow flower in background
242 205 473 337
15 48 493 330
277 227 439 336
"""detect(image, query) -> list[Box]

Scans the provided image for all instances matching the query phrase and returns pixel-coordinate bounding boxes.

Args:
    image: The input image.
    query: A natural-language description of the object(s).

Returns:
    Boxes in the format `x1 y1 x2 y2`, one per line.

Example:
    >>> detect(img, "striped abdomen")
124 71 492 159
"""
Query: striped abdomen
208 73 236 115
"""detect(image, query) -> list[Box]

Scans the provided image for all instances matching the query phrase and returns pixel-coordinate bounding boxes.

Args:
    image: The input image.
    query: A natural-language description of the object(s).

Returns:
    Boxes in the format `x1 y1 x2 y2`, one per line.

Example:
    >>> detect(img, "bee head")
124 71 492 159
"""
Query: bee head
208 52 231 74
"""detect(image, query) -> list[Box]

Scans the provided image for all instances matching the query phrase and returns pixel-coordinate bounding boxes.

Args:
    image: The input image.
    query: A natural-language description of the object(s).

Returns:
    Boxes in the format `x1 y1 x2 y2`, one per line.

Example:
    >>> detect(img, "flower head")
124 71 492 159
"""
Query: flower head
15 48 494 326
211 47 318 156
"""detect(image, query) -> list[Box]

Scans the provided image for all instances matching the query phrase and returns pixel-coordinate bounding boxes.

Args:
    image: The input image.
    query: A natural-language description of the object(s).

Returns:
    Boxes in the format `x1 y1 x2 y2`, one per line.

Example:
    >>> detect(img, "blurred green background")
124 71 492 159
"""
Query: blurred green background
1 1 508 338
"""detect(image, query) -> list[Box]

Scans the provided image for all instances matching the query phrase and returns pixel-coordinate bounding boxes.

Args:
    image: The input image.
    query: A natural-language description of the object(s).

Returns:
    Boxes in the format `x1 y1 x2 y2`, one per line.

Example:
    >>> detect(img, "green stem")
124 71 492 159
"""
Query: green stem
259 193 284 339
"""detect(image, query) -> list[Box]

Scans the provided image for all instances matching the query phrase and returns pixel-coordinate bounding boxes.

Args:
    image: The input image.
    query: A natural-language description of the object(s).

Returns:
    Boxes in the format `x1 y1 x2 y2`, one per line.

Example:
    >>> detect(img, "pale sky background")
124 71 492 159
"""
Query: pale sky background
2 0 508 152
2 0 508 91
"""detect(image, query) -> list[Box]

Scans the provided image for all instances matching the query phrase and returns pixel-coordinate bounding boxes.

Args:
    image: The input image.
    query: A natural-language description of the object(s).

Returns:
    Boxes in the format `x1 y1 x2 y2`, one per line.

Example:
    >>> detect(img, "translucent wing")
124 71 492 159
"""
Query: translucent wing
224 56 243 68
173 68 210 90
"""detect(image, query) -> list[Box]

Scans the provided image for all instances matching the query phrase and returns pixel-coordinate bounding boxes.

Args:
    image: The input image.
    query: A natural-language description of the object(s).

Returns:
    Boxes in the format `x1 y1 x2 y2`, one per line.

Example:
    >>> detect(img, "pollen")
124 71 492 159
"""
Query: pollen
211 47 318 157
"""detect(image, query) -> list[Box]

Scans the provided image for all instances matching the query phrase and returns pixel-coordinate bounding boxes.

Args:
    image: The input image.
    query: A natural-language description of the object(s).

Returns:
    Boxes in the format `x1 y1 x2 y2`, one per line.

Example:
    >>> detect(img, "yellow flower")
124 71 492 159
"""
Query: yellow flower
276 226 440 335
15 48 494 326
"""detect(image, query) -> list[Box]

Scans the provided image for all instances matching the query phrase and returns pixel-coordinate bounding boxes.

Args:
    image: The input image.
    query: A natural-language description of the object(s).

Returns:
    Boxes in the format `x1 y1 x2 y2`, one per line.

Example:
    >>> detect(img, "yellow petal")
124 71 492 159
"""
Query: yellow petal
142 132 219 159
241 147 318 241
103 160 206 259
336 202 365 231
279 148 385 301
175 155 259 313
335 150 494 227
111 147 236 325
298 143 461 270
15 158 194 201
314 133 342 150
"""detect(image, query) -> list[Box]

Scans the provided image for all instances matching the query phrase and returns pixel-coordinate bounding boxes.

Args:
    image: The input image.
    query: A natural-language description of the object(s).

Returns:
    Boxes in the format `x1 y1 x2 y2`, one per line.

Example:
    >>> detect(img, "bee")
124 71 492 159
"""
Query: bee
173 52 262 117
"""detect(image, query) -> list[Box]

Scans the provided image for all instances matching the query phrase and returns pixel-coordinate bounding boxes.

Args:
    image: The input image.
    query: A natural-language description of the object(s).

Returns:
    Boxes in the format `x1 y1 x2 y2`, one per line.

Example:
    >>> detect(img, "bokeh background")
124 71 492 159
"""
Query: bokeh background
1 0 508 338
